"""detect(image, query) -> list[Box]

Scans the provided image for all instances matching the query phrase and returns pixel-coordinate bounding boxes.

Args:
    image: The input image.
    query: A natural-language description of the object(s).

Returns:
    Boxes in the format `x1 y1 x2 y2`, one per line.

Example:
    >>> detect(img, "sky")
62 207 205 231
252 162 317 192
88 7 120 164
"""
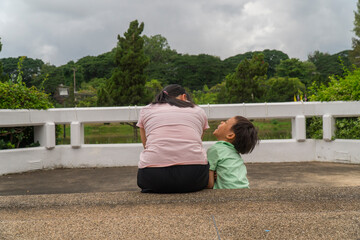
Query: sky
0 0 358 66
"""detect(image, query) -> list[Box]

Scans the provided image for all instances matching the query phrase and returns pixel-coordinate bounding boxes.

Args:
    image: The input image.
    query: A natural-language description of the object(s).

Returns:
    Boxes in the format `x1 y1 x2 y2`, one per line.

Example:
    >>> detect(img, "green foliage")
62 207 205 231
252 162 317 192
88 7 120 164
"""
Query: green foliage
0 57 53 109
77 95 97 107
1 57 44 86
307 117 360 140
336 117 360 139
0 38 6 82
76 78 107 107
350 1 360 66
216 81 228 104
99 20 150 106
76 50 116 81
275 58 316 87
223 49 289 78
354 1 360 38
170 54 225 90
145 79 163 101
308 64 360 139
263 77 305 102
221 53 268 103
306 117 323 139
308 50 351 86
192 85 218 104
0 28 354 106
0 82 53 109
309 65 360 101
0 57 53 149
251 119 291 139
143 34 178 84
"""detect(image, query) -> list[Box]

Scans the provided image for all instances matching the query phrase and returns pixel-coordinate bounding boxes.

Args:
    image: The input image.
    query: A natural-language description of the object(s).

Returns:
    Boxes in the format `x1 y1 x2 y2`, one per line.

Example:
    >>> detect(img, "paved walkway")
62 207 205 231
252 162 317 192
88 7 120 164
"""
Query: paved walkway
0 162 359 239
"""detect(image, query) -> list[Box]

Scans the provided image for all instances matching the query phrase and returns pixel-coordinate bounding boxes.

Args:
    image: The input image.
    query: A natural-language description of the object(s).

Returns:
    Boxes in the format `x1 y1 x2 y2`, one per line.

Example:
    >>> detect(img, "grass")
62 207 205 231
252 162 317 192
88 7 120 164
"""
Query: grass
253 119 292 139
56 119 292 145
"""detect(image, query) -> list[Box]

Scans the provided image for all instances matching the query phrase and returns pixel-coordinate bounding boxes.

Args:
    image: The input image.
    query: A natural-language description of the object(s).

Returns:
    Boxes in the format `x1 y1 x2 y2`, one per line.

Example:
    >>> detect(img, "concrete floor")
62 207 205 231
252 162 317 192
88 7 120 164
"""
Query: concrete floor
0 162 359 239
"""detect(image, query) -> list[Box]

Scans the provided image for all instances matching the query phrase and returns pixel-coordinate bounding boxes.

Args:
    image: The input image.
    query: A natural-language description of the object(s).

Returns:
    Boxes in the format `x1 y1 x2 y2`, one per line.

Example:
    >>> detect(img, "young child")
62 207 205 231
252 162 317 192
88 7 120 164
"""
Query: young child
207 116 258 189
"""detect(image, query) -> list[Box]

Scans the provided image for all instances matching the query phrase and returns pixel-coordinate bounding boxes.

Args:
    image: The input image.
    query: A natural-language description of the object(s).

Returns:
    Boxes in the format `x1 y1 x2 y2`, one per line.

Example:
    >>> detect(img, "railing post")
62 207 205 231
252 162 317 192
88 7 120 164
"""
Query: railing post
292 115 306 142
71 121 84 148
323 114 335 142
34 122 55 149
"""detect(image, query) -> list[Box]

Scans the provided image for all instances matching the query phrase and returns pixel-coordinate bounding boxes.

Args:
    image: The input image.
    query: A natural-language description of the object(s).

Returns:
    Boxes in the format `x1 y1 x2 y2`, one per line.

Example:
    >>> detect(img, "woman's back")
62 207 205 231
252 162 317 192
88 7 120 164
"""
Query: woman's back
136 84 209 193
137 103 209 168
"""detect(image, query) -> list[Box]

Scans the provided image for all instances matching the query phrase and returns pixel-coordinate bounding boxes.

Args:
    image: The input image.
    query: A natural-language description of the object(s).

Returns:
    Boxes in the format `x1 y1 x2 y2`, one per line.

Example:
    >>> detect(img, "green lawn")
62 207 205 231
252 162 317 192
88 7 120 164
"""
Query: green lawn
252 119 292 139
56 119 292 145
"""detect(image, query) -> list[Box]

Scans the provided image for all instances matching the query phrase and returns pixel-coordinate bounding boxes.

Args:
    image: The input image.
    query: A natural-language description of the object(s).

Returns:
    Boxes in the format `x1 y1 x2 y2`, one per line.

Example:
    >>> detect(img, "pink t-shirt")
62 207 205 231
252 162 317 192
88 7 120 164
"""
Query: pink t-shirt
136 103 210 169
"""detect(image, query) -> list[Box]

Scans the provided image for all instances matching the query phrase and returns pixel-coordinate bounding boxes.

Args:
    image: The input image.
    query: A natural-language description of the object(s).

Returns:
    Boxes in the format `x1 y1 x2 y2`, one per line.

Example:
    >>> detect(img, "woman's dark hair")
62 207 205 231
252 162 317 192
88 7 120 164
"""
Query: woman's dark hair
231 116 259 154
152 84 195 108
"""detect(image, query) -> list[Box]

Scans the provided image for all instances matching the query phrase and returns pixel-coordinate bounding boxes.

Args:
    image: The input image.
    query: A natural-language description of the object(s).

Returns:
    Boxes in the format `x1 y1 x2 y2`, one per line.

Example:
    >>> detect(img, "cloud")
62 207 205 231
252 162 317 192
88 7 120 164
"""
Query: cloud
0 0 357 66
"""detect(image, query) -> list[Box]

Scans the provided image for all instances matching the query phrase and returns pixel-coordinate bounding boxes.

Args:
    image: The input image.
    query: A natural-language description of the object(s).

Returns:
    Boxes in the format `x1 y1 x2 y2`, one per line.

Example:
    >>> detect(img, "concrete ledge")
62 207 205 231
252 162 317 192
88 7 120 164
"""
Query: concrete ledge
0 162 359 239
0 186 359 210
0 187 359 239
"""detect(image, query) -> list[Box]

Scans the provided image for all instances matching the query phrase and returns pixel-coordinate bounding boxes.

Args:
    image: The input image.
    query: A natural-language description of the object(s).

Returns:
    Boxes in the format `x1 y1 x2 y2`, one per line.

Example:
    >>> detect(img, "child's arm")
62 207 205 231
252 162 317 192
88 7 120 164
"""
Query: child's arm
207 170 215 189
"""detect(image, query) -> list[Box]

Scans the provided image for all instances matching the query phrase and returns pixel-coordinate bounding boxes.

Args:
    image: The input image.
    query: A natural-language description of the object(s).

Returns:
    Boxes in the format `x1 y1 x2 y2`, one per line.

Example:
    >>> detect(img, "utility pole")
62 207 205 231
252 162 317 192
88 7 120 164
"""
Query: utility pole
73 68 77 105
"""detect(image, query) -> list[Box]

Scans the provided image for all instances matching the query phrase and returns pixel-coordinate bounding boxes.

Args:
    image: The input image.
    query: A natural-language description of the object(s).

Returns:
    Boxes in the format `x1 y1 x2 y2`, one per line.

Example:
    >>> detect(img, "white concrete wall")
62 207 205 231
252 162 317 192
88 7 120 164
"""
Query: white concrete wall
1 102 360 175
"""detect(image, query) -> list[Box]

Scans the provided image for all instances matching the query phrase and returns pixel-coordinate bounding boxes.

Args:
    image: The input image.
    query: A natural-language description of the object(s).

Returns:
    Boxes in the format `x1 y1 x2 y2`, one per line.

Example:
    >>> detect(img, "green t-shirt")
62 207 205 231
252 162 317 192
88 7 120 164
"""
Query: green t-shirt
207 141 249 189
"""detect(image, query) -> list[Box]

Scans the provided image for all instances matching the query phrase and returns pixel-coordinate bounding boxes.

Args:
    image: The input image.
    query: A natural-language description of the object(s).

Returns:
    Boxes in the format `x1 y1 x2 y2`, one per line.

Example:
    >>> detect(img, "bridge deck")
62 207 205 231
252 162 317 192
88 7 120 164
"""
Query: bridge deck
0 162 359 239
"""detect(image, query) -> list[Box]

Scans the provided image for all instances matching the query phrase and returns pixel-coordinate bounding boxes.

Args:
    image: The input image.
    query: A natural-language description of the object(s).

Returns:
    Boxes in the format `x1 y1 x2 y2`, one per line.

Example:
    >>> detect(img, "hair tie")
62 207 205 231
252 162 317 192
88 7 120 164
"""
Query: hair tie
163 90 168 95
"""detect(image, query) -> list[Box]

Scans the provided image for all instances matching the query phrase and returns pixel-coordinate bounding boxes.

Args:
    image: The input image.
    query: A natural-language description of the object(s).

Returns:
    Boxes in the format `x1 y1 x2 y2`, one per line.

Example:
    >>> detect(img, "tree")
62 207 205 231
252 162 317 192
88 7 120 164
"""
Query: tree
0 56 53 149
308 50 351 87
99 20 150 107
262 49 290 78
32 63 64 95
192 54 224 88
143 34 177 83
169 54 224 90
75 50 116 82
145 79 163 101
76 78 106 107
223 49 288 78
192 85 218 104
1 57 44 86
275 58 316 87
221 53 268 103
0 38 5 82
350 0 360 66
307 64 360 139
98 20 149 141
263 77 305 102
309 66 360 101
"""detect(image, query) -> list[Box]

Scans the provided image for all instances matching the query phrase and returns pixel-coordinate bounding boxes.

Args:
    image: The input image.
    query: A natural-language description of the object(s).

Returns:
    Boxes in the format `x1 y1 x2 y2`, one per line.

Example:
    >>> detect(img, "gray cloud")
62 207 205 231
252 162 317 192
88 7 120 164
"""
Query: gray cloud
0 0 357 66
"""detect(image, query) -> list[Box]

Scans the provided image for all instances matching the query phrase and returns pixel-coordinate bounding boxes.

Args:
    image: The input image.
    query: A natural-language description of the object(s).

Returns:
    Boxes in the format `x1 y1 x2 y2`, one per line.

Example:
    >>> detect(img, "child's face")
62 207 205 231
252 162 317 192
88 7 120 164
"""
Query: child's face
213 117 237 141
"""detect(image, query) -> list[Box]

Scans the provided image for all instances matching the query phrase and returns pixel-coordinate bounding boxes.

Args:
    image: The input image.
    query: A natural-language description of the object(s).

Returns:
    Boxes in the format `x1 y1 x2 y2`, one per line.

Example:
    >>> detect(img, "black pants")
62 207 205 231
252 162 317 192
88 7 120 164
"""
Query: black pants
137 164 209 193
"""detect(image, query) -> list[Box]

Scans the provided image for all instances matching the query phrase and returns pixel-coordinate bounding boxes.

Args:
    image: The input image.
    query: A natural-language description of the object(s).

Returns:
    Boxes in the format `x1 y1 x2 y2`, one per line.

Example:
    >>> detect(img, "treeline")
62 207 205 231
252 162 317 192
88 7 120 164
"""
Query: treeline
0 35 352 106
1 13 360 150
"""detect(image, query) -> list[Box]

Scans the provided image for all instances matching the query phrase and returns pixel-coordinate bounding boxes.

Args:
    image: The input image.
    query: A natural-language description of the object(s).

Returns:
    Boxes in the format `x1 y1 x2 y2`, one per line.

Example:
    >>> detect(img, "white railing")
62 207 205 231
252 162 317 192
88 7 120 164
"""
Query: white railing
0 101 359 175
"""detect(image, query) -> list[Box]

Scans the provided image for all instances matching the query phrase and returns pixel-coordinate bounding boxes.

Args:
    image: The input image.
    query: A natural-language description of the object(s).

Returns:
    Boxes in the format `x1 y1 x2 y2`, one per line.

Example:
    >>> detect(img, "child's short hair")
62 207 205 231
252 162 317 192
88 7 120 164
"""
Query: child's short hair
231 116 259 154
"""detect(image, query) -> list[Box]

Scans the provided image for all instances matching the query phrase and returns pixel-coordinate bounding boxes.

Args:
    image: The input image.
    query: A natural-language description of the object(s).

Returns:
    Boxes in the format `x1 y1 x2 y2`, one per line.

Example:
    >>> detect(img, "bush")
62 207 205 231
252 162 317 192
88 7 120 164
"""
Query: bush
0 57 53 149
306 117 323 139
307 62 360 139
336 117 360 139
0 82 53 109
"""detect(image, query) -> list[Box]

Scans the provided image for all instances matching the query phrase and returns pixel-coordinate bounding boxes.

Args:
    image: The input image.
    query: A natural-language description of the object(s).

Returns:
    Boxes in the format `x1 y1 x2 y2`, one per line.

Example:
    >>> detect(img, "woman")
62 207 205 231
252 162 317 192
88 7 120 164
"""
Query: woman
136 84 209 193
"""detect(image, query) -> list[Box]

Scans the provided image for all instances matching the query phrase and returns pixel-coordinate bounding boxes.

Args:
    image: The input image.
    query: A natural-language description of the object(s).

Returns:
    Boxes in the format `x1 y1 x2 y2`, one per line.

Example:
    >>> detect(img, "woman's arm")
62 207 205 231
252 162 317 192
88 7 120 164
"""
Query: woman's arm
139 127 147 148
207 170 215 189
